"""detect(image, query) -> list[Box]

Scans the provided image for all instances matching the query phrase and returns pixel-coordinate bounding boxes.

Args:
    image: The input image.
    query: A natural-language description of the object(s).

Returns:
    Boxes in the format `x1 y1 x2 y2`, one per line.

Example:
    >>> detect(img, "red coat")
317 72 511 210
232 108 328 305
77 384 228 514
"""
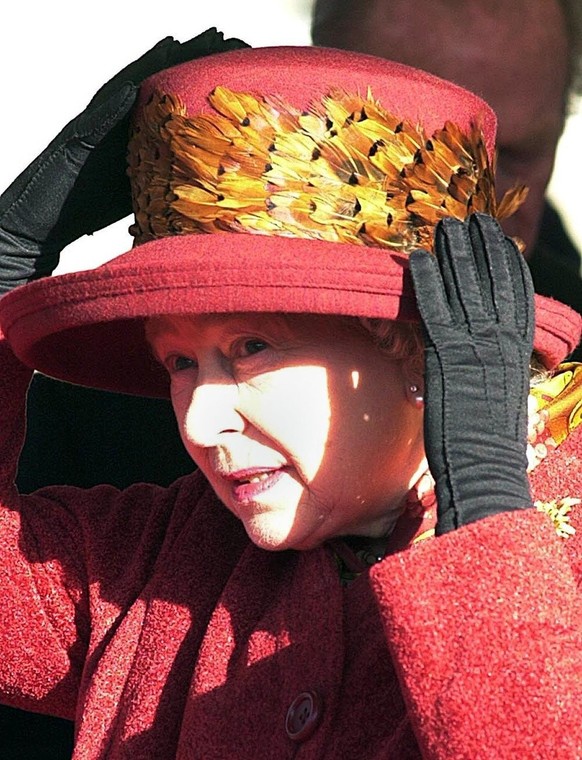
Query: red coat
1 334 581 759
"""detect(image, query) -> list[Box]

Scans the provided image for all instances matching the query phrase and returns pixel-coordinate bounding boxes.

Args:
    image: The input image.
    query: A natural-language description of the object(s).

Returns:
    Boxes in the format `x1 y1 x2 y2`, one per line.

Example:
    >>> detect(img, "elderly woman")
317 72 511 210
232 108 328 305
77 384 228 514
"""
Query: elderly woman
0 32 581 759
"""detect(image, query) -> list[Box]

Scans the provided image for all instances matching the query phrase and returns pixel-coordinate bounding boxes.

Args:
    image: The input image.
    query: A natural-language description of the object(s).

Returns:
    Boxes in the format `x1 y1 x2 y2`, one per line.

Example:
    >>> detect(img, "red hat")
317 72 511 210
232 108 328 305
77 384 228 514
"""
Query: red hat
0 45 579 397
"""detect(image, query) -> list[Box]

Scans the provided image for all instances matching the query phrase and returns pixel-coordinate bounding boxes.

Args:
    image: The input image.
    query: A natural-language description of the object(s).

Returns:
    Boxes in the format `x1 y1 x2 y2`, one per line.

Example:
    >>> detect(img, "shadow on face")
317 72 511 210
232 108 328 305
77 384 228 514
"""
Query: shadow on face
147 312 426 550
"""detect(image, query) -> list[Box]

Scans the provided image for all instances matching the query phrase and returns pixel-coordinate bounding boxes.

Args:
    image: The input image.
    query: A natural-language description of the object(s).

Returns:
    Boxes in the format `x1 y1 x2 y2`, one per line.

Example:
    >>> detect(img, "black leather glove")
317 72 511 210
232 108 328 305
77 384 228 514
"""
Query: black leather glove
409 213 535 535
0 28 249 294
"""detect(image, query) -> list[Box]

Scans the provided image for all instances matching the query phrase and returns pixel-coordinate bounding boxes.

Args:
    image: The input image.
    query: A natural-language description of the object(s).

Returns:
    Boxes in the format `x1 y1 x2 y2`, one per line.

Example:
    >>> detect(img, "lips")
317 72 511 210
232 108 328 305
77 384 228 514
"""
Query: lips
224 467 287 503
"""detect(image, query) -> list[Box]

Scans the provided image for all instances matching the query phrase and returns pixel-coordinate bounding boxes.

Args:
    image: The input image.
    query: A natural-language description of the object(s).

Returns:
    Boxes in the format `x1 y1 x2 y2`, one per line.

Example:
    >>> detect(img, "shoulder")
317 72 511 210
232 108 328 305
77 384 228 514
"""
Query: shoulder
529 421 582 577
528 361 582 535
529 398 582 536
69 469 227 542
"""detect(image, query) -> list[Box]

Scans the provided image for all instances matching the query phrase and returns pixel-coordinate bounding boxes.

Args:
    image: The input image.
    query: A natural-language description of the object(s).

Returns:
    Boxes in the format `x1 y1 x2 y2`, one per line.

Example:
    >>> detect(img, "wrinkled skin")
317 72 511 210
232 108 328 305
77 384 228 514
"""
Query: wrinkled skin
148 313 426 551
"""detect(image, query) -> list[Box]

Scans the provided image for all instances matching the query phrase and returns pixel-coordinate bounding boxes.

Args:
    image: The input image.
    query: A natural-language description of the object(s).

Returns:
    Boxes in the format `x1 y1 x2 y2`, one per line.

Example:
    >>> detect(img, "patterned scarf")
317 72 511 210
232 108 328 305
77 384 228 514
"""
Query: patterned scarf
529 362 582 448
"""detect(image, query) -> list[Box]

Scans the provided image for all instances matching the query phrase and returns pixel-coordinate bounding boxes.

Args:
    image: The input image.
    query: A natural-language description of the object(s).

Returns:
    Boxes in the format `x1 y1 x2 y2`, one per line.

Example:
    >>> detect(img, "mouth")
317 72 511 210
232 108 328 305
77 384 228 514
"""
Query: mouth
223 467 288 503
234 471 274 485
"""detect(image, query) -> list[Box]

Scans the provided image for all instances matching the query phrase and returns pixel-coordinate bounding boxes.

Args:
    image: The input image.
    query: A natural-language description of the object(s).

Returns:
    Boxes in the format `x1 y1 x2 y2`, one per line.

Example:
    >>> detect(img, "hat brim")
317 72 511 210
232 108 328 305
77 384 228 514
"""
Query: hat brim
0 231 579 398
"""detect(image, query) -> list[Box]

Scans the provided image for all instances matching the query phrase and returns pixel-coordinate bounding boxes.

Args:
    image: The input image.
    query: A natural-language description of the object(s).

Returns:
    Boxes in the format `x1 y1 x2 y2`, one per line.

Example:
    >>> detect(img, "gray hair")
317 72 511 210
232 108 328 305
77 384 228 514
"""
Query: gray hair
358 318 424 361
358 316 547 383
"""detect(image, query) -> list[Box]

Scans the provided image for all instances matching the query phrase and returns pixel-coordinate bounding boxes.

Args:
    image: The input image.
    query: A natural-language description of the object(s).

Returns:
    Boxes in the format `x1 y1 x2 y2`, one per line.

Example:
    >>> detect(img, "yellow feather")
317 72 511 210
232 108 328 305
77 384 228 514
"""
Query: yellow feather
127 86 523 253
497 184 529 220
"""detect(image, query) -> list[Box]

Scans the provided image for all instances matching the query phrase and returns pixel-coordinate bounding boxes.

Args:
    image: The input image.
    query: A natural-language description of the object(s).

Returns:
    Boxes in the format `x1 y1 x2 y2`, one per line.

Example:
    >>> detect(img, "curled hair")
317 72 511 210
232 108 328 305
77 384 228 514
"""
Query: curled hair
358 317 425 360
358 316 548 386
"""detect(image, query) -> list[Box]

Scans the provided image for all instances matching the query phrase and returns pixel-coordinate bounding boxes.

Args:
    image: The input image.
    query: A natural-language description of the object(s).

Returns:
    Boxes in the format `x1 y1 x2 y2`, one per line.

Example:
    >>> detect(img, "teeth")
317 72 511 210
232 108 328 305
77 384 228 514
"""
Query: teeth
239 472 271 484
247 473 270 484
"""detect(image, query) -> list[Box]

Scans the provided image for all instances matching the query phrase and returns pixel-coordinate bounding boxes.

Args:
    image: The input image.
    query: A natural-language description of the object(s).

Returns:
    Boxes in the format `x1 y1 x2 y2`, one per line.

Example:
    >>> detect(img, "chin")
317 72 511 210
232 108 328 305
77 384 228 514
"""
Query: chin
242 514 316 552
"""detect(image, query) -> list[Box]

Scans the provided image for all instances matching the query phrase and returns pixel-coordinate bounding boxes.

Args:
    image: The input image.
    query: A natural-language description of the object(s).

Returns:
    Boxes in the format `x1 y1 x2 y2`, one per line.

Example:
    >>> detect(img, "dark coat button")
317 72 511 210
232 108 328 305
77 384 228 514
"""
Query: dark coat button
285 690 323 742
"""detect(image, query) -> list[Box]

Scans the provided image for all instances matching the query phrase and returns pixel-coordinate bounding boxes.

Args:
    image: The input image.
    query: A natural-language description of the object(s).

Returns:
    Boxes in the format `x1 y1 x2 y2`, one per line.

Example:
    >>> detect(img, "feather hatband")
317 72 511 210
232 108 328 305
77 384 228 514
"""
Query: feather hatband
128 86 527 253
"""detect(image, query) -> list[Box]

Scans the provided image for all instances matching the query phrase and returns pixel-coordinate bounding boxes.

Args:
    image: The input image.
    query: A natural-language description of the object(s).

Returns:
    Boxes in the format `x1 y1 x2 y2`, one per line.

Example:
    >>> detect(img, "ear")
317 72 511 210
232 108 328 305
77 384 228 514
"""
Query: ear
402 357 424 409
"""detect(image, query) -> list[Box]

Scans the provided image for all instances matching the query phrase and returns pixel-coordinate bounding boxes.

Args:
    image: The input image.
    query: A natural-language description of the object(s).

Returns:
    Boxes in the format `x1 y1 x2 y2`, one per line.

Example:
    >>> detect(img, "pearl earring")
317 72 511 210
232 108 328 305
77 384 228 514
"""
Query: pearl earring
408 383 424 406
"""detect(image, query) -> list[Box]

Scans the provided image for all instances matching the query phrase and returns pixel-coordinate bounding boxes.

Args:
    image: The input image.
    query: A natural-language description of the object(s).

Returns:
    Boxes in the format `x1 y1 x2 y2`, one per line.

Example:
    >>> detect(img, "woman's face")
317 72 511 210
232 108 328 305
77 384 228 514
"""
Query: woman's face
148 313 426 551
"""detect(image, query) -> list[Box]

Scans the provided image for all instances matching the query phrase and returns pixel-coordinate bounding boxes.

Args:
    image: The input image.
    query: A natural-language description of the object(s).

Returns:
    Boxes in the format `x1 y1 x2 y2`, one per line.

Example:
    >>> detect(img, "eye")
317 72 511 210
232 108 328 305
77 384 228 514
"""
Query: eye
238 338 269 357
167 354 197 373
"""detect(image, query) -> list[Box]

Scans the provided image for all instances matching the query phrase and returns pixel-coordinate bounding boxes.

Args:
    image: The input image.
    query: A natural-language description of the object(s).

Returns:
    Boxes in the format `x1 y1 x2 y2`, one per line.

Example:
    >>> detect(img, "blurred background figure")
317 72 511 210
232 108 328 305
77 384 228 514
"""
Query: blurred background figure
311 0 582 317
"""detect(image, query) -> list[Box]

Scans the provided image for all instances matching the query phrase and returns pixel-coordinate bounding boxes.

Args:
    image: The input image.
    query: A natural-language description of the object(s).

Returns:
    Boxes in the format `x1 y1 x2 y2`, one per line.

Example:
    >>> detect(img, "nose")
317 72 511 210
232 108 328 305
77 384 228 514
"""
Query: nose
183 379 244 449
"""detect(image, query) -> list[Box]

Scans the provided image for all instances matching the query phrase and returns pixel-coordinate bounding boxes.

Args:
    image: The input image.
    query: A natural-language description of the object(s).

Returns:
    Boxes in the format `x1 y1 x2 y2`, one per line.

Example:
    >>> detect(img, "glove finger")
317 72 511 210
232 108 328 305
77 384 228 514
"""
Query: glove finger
505 234 535 344
89 29 249 109
50 86 138 244
467 213 517 326
0 80 128 222
174 28 250 62
88 37 176 107
436 216 490 326
409 248 454 338
0 84 136 247
70 83 136 157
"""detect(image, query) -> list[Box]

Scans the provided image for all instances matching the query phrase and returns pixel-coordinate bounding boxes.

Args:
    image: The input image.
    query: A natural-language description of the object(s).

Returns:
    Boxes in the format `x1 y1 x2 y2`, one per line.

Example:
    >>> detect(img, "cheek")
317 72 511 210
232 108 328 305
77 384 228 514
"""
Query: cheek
170 383 196 448
343 362 404 427
244 366 331 476
336 369 420 468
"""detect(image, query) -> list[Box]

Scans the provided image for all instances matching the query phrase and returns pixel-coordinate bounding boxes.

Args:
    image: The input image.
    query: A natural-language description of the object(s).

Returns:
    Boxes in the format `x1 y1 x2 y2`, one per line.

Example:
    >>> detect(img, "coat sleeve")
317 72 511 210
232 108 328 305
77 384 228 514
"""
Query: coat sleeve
0 332 90 718
370 486 582 758
0 334 184 720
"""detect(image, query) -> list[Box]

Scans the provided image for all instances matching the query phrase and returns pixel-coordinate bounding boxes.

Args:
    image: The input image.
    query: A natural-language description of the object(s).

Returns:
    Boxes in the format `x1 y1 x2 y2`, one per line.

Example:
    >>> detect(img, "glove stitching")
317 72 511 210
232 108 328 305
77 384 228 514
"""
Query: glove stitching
2 89 135 231
0 144 71 242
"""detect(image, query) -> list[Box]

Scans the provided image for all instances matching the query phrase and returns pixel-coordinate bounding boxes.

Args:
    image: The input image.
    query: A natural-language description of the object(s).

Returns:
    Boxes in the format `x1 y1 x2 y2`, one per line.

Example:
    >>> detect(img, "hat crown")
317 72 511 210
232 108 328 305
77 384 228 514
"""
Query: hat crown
137 46 497 144
128 46 525 254
2 45 576 399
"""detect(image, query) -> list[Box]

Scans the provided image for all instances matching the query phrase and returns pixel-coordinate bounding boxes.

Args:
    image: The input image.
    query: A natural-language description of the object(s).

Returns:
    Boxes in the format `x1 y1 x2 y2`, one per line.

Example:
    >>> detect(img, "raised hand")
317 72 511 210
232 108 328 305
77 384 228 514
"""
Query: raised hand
0 29 248 293
409 213 535 535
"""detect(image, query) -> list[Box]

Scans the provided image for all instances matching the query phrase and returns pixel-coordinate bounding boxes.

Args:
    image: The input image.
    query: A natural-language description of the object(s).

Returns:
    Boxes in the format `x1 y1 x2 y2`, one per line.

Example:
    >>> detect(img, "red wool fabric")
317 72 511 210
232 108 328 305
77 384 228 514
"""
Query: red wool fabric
0 45 580 757
1 235 579 398
1 335 582 758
